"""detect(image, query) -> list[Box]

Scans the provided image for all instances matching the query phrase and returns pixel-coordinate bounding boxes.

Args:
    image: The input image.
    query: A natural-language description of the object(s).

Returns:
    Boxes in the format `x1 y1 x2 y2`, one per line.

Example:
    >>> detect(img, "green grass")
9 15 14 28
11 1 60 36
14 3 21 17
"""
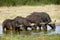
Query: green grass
0 0 60 6
0 34 60 40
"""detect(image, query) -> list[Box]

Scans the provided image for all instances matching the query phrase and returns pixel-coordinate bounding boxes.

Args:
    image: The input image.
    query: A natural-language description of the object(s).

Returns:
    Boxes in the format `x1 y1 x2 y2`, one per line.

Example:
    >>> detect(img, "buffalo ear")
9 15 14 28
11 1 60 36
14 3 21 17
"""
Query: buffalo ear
52 20 56 24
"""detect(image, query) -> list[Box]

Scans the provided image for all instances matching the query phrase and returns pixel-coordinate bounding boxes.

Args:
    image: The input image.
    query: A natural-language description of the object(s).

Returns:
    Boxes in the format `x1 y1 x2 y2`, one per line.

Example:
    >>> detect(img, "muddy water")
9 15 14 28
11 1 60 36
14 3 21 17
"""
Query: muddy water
0 25 60 36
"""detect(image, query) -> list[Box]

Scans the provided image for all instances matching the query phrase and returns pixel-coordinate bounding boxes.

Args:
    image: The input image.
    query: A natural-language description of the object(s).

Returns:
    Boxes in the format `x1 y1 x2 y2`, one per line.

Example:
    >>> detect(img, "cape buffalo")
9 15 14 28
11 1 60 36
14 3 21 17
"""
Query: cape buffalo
2 18 24 31
26 12 56 30
2 19 13 31
14 16 34 31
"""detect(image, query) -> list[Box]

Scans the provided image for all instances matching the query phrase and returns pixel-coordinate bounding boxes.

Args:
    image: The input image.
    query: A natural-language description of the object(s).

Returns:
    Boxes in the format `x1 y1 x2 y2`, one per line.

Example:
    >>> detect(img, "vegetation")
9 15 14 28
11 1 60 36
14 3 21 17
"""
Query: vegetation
0 0 60 6
0 34 60 40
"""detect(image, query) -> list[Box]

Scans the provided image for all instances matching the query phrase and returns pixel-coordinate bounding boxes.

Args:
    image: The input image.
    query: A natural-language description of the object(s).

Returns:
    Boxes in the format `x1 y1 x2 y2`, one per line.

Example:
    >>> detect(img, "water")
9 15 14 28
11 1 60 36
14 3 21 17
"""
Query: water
0 25 60 36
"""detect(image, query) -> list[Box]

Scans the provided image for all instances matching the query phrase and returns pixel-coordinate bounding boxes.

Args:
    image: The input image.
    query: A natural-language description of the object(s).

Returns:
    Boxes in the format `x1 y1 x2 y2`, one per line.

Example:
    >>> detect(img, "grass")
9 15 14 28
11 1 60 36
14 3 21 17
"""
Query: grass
0 34 60 40
0 0 60 6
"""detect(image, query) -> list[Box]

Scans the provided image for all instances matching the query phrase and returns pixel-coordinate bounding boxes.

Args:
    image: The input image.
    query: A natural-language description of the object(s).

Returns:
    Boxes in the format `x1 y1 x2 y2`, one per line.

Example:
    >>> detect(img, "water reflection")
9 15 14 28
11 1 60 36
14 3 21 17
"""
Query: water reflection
3 28 55 35
0 25 60 36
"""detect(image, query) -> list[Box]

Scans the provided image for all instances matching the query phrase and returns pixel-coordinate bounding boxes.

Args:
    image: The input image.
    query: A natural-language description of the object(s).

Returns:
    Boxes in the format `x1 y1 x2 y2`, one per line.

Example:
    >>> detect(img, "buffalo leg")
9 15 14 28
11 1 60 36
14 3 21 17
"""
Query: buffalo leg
42 24 47 31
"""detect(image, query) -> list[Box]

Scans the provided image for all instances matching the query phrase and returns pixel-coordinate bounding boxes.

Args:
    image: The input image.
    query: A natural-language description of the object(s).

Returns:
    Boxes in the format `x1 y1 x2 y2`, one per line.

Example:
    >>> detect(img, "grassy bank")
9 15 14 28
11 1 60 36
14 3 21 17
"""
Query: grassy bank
0 5 60 25
0 34 60 40
0 0 60 6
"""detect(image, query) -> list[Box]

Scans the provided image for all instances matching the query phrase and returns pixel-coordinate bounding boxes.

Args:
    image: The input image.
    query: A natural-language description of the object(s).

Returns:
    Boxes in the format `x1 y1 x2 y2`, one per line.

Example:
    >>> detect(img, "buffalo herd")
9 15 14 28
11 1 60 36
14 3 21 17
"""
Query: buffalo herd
2 12 56 31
